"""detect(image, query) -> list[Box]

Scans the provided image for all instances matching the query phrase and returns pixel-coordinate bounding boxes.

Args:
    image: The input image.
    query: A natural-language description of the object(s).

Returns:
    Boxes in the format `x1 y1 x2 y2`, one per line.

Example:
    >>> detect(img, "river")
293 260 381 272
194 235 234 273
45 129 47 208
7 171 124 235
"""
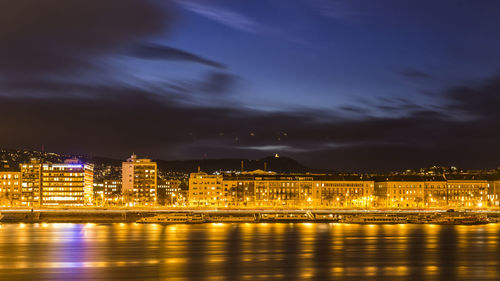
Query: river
0 223 499 280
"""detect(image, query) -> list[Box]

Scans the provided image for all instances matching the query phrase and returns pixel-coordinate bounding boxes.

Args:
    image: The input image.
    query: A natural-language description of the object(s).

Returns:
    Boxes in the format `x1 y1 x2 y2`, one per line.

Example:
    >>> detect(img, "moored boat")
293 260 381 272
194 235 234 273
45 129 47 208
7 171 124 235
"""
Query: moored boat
137 213 205 224
207 214 257 223
260 213 311 222
340 215 408 224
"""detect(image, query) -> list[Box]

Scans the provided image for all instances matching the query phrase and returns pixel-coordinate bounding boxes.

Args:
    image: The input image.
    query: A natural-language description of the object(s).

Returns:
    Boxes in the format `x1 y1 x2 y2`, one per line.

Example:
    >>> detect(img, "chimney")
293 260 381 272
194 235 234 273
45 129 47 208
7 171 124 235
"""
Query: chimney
241 160 244 172
264 162 268 171
197 166 201 172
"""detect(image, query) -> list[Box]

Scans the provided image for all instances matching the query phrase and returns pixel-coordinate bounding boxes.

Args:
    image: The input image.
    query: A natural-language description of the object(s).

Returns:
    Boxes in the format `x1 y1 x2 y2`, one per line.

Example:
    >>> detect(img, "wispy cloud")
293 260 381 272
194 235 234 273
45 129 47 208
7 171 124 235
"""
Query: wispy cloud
399 68 433 79
175 0 261 33
244 145 290 151
311 0 363 23
131 43 225 68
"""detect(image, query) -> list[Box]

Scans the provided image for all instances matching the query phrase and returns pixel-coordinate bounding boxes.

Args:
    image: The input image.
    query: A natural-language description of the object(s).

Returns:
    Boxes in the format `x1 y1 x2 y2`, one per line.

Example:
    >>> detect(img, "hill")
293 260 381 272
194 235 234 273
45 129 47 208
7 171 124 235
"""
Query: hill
0 148 326 174
155 155 322 174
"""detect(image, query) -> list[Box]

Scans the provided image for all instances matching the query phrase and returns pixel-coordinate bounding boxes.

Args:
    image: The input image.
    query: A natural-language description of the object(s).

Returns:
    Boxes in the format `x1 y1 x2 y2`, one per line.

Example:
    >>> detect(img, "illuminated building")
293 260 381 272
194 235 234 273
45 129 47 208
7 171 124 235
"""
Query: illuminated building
122 154 157 206
188 172 224 206
187 169 500 209
488 180 500 207
376 178 425 208
93 179 122 205
445 176 489 208
157 179 182 206
227 172 312 208
222 176 257 207
189 171 374 208
188 171 500 209
314 176 374 208
0 164 21 206
374 175 493 209
40 158 94 206
20 159 42 206
424 180 448 208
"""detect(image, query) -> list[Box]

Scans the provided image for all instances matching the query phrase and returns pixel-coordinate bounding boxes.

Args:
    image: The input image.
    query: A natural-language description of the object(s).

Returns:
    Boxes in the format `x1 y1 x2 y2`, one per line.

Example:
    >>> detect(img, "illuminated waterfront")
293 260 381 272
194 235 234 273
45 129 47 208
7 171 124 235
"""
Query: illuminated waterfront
0 223 499 280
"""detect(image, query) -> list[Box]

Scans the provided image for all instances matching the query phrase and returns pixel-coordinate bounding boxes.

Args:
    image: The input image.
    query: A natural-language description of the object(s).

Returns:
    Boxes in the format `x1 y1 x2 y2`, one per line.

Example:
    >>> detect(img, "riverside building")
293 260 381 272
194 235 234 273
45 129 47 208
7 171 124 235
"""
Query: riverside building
314 175 374 208
40 158 94 206
93 179 122 205
188 172 224 207
189 170 375 208
424 180 449 208
157 179 182 206
488 179 500 207
445 175 489 208
0 164 21 206
122 154 157 206
20 159 42 206
374 177 426 208
188 171 499 209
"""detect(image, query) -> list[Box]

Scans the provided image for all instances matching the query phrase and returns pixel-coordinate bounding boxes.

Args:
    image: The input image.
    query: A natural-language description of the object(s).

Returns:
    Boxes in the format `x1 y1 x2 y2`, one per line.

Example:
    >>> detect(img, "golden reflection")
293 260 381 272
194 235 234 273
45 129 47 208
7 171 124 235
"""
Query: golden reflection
331 266 344 275
2 223 500 280
0 259 170 269
164 257 187 264
426 265 438 272
297 224 312 279
381 266 409 276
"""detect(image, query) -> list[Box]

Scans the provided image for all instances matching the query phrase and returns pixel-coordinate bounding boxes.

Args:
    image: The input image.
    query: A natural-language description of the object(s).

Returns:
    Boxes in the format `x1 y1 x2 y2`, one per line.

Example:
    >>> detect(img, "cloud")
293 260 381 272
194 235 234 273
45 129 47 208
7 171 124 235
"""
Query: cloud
131 43 225 68
1 72 500 172
196 71 235 94
444 75 500 119
0 0 233 103
399 69 433 79
175 0 261 33
311 0 363 23
0 0 171 78
1 0 500 172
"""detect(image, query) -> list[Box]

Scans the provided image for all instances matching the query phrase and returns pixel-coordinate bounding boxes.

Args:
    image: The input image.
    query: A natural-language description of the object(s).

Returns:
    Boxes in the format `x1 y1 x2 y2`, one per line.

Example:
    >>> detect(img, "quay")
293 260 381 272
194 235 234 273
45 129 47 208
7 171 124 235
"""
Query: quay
1 209 500 224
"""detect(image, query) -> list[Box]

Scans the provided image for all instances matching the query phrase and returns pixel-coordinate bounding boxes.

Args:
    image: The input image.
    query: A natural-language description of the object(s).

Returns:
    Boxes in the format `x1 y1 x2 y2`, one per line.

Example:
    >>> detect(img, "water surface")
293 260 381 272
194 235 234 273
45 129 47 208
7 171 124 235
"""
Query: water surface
0 223 499 280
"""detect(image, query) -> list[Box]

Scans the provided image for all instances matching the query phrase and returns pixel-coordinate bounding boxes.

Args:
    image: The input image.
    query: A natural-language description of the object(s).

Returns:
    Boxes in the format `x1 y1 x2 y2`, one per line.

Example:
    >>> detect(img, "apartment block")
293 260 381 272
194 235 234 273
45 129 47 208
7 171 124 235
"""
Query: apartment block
122 154 157 206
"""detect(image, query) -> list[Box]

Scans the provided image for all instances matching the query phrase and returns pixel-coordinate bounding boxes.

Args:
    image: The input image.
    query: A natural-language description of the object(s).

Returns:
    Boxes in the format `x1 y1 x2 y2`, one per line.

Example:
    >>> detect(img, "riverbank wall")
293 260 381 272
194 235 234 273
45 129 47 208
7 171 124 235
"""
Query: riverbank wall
1 209 500 224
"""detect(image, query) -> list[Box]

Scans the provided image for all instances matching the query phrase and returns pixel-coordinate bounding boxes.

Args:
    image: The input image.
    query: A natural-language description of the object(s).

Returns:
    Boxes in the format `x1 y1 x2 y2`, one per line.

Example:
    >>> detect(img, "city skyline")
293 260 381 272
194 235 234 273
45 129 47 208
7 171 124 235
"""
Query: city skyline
3 2 500 280
1 1 500 171
1 151 499 209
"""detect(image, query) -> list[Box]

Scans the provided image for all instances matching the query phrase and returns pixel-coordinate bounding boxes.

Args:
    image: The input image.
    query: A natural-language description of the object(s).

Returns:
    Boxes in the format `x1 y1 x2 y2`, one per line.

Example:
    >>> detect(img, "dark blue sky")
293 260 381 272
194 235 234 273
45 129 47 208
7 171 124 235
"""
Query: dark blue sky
1 0 500 171
165 0 500 111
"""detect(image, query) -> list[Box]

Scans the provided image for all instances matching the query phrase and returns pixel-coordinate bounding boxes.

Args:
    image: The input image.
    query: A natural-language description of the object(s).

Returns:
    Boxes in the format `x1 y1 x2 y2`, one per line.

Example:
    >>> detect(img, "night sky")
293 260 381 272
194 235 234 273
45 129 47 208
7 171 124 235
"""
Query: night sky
1 0 500 171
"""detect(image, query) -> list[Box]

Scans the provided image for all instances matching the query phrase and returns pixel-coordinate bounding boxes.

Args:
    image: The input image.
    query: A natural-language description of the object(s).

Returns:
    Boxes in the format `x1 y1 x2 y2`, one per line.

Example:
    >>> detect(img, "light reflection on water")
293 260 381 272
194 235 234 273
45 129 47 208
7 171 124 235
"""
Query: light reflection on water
0 223 499 280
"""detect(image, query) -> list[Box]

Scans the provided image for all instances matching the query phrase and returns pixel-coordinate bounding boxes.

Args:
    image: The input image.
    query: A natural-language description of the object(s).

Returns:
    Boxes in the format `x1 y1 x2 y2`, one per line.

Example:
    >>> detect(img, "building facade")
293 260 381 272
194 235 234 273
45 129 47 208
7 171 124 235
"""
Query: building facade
488 180 500 207
188 172 224 207
157 179 182 206
40 158 94 206
376 180 425 208
0 164 21 206
189 171 375 208
93 179 122 205
424 180 448 208
446 179 489 208
314 177 374 208
188 171 499 209
20 159 42 206
122 154 157 206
